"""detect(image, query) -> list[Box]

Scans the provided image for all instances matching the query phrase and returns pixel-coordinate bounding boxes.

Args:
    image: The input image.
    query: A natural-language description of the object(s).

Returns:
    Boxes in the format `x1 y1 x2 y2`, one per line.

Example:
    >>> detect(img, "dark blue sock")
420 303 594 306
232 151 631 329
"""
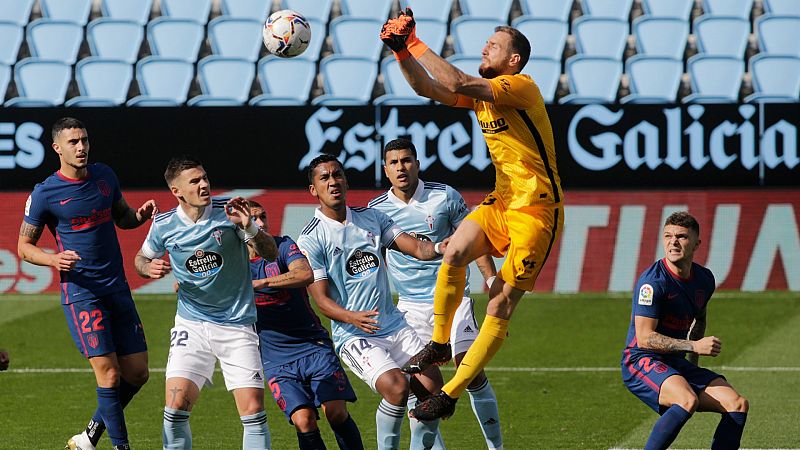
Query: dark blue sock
711 412 747 450
330 414 364 450
644 405 692 450
87 379 142 445
297 429 326 450
96 386 128 446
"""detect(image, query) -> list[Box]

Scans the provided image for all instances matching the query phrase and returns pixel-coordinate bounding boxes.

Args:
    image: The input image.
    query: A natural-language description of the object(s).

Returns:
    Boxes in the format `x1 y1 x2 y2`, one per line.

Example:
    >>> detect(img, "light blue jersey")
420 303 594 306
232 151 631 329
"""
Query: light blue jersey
369 180 471 303
297 206 407 352
141 198 255 325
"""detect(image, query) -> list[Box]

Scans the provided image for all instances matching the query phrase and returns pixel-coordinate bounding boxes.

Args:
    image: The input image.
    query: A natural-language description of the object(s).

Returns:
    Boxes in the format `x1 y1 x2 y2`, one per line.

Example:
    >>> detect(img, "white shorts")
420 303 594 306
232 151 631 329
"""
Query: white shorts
397 297 479 357
337 324 424 392
166 315 265 391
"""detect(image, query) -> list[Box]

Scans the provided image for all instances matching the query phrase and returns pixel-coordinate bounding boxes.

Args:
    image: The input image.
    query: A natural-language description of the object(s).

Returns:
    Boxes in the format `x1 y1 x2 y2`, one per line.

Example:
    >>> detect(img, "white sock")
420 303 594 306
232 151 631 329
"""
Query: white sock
376 399 405 450
241 411 270 450
163 407 192 450
407 394 444 449
468 379 503 450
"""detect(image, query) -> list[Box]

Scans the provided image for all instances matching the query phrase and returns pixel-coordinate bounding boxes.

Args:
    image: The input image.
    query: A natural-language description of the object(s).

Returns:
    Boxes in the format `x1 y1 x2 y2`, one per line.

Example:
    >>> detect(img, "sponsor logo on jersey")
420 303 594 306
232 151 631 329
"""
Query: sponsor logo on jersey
185 249 224 277
59 197 73 205
346 249 380 278
70 207 112 231
252 372 263 381
479 117 509 134
638 284 654 305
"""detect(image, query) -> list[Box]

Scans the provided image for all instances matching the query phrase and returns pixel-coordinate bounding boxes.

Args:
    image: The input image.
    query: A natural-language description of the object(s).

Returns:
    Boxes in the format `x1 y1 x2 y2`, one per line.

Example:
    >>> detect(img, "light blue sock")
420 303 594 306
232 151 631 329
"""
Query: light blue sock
163 407 191 450
376 399 405 450
407 394 444 450
467 379 503 450
241 410 270 450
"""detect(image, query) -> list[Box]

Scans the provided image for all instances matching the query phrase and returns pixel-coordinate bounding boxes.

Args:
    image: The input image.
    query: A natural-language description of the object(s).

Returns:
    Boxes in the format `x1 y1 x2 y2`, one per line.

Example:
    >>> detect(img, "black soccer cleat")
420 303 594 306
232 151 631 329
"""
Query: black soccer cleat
402 341 452 374
409 391 457 421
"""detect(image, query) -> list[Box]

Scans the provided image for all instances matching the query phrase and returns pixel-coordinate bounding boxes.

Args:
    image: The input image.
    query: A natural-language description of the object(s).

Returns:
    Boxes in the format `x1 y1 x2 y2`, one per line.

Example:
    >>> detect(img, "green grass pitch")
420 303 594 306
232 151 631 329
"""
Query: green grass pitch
1 292 798 449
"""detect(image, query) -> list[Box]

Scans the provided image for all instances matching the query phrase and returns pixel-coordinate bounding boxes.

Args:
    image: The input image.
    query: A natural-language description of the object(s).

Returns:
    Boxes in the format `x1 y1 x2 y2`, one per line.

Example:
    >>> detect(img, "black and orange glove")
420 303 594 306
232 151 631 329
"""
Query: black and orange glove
381 8 429 60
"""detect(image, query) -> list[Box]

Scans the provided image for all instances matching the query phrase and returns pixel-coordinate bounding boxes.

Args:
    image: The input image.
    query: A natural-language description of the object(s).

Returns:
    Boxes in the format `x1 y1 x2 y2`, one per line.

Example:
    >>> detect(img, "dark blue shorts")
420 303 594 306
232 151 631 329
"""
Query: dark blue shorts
622 353 723 413
264 348 357 423
63 291 147 358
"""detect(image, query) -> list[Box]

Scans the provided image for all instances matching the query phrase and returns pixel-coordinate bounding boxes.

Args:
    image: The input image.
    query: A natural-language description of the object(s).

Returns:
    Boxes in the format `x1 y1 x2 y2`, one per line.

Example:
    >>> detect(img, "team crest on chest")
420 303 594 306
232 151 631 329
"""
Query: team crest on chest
96 179 111 197
425 214 435 231
212 229 223 245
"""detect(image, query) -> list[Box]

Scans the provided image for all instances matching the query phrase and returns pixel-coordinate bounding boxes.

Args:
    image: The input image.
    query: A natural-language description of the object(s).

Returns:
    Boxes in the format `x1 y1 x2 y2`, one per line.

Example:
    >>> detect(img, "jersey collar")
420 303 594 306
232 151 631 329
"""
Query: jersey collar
387 179 425 207
314 206 352 227
176 203 212 226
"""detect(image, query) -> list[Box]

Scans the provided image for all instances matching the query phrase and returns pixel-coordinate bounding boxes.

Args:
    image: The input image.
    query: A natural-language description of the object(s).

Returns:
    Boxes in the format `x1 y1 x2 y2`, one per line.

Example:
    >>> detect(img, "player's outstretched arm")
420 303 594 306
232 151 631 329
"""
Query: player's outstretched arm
390 233 447 261
112 197 157 229
18 221 81 270
226 197 278 260
252 258 313 290
635 316 721 357
134 249 172 279
307 280 380 334
687 307 708 365
413 50 495 102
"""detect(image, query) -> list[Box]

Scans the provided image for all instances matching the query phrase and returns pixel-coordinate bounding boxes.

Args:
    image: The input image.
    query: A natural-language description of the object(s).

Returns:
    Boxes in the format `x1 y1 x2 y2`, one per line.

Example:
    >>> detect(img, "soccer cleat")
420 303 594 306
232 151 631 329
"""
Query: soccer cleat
402 341 452 374
409 391 457 421
65 431 95 450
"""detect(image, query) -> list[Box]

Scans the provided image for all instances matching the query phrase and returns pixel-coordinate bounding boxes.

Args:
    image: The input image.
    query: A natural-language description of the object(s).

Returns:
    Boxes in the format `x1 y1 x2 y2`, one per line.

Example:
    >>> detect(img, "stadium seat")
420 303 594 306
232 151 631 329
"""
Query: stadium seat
207 17 263 62
374 56 429 105
400 0 453 22
160 0 212 24
694 16 750 58
126 97 180 106
512 17 568 61
641 0 694 20
187 96 245 106
572 17 629 59
560 55 622 104
329 17 384 61
0 64 9 103
147 18 205 62
763 0 800 15
415 19 449 54
87 19 144 64
339 0 392 20
0 0 34 26
633 17 689 59
134 56 194 104
0 22 23 65
67 57 132 106
744 54 800 102
221 0 272 22
194 56 255 105
756 15 800 57
446 55 482 76
459 0 513 21
101 0 153 25
65 98 119 107
702 0 754 20
522 57 561 103
518 0 573 22
283 0 333 23
621 55 682 103
40 0 92 25
254 56 315 105
581 0 634 20
5 58 71 106
451 17 505 55
683 54 744 103
312 55 378 105
26 20 83 65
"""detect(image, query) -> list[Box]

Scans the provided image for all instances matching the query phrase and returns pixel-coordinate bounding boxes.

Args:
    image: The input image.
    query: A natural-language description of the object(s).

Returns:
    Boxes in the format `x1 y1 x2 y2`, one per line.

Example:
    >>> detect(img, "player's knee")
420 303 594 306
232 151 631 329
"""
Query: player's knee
725 394 749 413
673 393 699 413
443 246 469 266
126 366 149 387
323 405 349 426
96 366 122 387
292 408 319 433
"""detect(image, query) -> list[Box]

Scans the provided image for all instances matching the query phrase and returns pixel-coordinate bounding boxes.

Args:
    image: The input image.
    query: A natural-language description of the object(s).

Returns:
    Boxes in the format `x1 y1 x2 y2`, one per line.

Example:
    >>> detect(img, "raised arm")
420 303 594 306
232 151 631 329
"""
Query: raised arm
306 279 380 334
252 258 313 290
18 221 80 270
225 197 278 260
134 249 172 279
390 232 446 261
686 307 708 365
635 315 721 357
112 197 157 230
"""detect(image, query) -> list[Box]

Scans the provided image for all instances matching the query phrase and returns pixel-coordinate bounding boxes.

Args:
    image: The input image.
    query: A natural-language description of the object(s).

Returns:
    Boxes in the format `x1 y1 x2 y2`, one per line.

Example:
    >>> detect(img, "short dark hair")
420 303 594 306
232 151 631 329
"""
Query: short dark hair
164 155 203 184
496 26 531 73
247 200 263 210
52 117 86 141
665 211 700 236
307 153 343 184
383 138 417 160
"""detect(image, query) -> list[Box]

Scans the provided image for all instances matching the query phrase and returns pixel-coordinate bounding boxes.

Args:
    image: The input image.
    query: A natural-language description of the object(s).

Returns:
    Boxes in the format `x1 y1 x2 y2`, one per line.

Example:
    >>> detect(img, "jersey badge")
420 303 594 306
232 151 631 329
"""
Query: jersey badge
24 195 31 216
96 179 111 197
87 333 99 349
346 249 379 278
333 247 343 256
638 284 654 305
186 249 224 278
425 214 435 231
212 229 223 245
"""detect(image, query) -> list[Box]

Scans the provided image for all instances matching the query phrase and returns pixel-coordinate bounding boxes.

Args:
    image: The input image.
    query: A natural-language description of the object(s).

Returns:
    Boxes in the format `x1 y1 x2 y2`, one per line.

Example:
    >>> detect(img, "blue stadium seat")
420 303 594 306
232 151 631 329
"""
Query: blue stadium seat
374 56 429 105
87 19 144 64
560 55 622 104
0 22 23 65
330 17 384 60
253 56 315 105
312 55 378 105
400 0 453 22
446 55 482 76
339 0 392 20
26 19 83 65
460 0 513 21
694 16 750 58
756 15 800 57
518 0 573 22
67 58 132 106
415 19 448 54
147 18 204 62
5 58 71 106
283 0 333 23
194 56 255 105
763 0 800 15
573 17 629 59
451 17 505 55
133 56 194 104
221 0 271 22
0 0 34 26
633 17 688 59
0 64 9 103
641 0 694 20
187 97 244 106
621 55 682 103
160 0 212 24
582 0 634 20
126 97 180 106
40 0 92 25
702 0 754 20
512 17 568 60
208 17 263 62
522 57 561 103
102 0 153 25
744 54 800 102
683 54 744 103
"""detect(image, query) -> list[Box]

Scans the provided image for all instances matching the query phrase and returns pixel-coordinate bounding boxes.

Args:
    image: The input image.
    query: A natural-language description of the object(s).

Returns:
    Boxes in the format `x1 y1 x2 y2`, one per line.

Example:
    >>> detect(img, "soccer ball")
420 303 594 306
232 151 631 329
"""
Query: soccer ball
262 10 311 58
